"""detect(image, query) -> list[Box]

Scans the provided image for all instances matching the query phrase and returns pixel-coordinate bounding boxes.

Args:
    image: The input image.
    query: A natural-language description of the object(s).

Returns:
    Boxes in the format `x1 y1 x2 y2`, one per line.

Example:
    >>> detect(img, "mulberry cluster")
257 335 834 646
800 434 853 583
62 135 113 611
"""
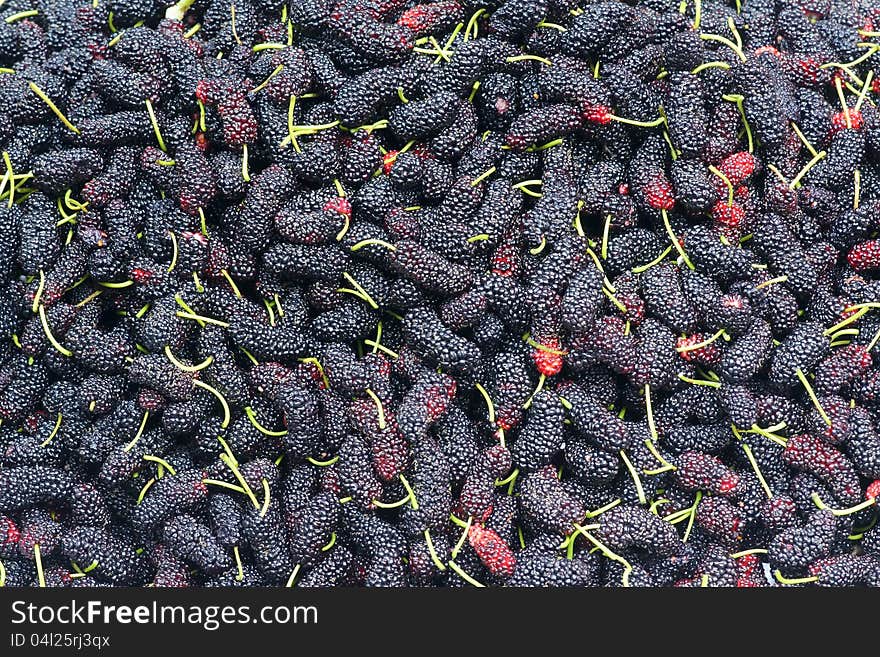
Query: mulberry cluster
0 0 879 590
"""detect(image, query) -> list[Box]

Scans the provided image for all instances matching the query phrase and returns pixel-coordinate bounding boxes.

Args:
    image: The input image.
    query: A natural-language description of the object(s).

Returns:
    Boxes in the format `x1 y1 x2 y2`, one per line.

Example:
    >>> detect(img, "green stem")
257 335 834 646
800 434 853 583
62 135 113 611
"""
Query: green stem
755 275 789 290
644 384 658 441
644 438 676 472
342 272 378 309
676 328 726 354
811 492 876 516
749 424 788 447
285 564 301 587
700 33 746 62
175 310 229 327
372 495 412 509
123 411 150 452
143 454 177 475
729 548 768 559
631 246 672 273
144 99 166 151
774 570 818 585
708 165 734 206
29 82 79 134
424 530 446 571
465 8 484 40
363 339 399 359
5 9 39 23
193 379 232 429
451 516 472 558
824 306 869 336
795 368 831 426
241 144 251 182
506 54 552 66
137 479 157 505
620 450 646 505
494 468 519 488
31 269 45 313
250 65 284 94
306 455 339 467
474 382 496 424
447 561 485 587
259 478 271 517
34 544 45 587
165 346 213 372
661 209 695 270
691 61 729 74
855 70 874 113
165 0 197 21
449 513 469 529
244 406 287 437
365 388 387 430
607 114 665 128
202 478 247 494
220 453 260 509
39 413 63 447
790 122 817 157
38 305 72 357
399 474 419 510
571 524 632 586
788 150 827 190
471 166 496 186
683 491 702 542
742 444 773 499
350 238 397 252
585 498 622 518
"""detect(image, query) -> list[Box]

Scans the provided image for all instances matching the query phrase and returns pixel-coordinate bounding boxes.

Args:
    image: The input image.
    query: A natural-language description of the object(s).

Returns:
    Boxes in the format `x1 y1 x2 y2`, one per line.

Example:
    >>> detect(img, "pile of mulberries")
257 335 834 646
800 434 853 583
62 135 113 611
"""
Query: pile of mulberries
0 0 879 589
